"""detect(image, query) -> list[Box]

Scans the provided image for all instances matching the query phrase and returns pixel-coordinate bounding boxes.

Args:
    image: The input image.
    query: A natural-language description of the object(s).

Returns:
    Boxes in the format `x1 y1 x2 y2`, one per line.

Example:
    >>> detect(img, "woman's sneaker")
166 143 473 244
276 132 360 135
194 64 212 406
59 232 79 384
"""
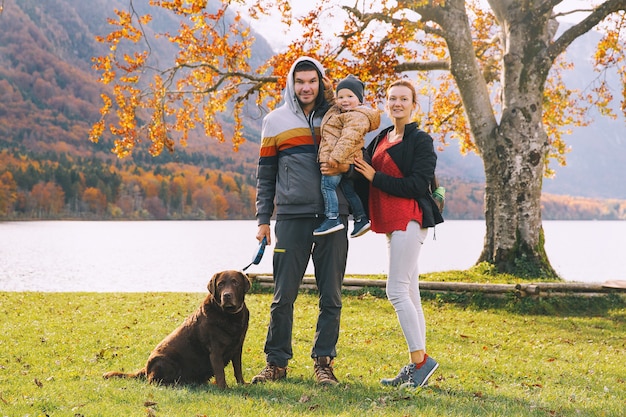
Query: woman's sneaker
313 218 344 236
381 356 438 388
401 356 438 388
380 363 413 386
350 217 370 238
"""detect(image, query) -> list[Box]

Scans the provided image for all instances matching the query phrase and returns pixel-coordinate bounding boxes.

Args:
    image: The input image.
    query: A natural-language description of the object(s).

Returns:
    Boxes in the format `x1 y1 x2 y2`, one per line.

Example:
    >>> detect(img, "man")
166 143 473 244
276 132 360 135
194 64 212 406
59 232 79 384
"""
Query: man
252 56 349 385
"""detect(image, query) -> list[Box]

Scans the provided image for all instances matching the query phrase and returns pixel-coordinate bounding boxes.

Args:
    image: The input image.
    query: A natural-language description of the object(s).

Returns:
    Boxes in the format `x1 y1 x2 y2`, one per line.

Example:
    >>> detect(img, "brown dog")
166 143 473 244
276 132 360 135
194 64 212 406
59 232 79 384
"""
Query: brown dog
103 270 250 389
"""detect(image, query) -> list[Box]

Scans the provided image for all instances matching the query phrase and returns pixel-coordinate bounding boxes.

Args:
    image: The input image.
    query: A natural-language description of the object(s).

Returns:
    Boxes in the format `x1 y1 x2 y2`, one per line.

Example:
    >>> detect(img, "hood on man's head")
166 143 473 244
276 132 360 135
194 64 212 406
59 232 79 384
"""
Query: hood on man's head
285 57 327 112
293 60 322 77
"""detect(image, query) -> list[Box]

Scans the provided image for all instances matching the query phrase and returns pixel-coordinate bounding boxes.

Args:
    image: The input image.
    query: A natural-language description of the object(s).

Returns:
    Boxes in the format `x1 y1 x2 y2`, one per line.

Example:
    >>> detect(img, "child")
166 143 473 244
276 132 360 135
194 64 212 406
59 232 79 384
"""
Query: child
314 75 380 237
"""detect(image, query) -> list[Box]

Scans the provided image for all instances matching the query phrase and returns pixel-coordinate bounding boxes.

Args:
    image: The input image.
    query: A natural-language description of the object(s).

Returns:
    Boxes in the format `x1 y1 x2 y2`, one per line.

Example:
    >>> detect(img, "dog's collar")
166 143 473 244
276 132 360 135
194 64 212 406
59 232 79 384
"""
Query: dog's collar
224 304 245 315
203 300 245 315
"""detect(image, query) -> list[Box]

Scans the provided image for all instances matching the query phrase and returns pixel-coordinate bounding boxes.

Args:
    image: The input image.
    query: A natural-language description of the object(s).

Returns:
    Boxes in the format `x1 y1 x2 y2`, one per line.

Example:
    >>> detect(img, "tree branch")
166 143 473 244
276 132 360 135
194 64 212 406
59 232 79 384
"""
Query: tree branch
341 5 445 38
395 60 450 72
549 0 626 60
538 0 567 16
423 0 498 145
162 62 279 92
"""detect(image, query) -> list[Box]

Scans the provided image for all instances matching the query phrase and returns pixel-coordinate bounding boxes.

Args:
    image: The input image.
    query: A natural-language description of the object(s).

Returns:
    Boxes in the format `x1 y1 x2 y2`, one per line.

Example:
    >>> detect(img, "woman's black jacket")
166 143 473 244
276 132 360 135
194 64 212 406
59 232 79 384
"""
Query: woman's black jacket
351 122 443 228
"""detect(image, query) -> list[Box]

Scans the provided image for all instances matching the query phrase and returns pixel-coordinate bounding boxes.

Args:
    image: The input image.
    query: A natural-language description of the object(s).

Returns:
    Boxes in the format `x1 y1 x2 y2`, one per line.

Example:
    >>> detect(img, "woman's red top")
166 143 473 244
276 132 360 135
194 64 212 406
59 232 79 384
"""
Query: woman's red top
369 134 423 233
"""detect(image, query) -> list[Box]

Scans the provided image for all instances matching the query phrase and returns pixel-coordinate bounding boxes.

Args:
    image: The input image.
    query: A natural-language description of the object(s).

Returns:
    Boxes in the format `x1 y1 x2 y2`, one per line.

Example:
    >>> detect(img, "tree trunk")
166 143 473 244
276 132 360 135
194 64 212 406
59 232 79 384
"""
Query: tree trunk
427 0 559 277
476 2 558 278
419 0 625 277
479 119 557 278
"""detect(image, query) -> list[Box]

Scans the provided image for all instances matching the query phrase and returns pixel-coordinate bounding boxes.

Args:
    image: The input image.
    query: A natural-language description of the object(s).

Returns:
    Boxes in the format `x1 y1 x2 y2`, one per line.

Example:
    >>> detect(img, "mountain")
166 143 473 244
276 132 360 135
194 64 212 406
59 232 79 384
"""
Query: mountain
0 0 271 220
0 0 273 157
0 1 624 220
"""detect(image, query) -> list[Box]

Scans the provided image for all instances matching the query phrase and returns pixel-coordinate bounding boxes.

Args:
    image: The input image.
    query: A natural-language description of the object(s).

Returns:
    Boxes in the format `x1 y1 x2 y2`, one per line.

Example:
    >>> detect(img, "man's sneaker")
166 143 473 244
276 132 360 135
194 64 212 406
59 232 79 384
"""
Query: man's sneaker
250 363 287 384
400 356 438 388
350 217 371 238
313 218 344 236
313 356 339 385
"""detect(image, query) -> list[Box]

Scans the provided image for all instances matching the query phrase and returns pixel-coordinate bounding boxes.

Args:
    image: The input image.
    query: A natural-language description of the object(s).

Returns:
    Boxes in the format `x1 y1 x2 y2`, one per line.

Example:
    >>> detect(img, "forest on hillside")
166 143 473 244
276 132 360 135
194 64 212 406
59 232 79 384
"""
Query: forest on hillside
0 0 262 221
0 147 258 220
2 145 626 221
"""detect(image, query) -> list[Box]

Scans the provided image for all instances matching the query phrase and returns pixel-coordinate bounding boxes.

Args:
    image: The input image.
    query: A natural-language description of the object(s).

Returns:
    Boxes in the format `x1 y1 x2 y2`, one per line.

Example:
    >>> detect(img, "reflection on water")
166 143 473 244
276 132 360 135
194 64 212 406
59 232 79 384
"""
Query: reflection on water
1 220 624 291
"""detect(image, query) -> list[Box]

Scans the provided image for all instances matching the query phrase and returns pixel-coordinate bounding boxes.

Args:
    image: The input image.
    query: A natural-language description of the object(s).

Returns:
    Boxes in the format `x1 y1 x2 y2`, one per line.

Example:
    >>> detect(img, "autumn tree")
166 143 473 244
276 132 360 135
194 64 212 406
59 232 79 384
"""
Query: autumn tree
83 186 107 215
91 0 626 277
30 182 65 217
0 171 17 216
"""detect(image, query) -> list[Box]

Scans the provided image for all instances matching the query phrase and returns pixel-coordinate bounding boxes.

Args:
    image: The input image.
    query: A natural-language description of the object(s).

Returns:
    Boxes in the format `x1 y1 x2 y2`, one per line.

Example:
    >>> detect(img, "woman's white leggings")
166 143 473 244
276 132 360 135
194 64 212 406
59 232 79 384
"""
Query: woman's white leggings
385 220 429 353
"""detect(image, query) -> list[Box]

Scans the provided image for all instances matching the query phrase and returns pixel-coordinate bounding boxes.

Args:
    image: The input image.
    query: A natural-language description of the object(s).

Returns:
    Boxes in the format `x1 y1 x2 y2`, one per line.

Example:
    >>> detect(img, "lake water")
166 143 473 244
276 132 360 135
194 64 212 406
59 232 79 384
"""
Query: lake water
1 220 624 292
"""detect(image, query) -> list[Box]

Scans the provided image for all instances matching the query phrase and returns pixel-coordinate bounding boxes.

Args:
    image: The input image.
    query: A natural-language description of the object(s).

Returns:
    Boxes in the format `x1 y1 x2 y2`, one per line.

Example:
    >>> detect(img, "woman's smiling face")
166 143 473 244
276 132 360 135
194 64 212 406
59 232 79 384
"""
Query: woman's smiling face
386 85 416 120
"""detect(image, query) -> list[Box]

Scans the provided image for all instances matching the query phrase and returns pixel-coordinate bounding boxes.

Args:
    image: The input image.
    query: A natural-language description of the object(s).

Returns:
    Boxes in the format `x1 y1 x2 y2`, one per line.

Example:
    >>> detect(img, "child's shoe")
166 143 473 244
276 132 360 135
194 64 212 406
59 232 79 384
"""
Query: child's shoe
313 218 345 236
350 217 370 238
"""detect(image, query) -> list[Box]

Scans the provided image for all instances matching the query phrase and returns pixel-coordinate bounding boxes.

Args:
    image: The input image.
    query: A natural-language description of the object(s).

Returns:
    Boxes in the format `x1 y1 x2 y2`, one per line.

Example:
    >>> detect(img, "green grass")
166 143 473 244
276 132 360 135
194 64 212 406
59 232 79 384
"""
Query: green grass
1 281 625 417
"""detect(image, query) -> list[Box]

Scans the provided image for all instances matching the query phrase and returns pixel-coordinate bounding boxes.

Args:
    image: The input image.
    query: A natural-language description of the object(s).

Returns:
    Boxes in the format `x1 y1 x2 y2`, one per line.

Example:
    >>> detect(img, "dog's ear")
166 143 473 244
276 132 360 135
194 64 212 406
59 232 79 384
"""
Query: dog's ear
208 272 221 295
241 272 252 293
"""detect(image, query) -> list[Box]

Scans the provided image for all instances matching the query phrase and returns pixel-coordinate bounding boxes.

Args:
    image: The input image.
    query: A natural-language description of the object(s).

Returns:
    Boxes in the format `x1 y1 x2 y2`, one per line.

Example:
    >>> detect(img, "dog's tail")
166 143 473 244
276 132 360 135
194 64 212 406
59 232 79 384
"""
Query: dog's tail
103 368 146 380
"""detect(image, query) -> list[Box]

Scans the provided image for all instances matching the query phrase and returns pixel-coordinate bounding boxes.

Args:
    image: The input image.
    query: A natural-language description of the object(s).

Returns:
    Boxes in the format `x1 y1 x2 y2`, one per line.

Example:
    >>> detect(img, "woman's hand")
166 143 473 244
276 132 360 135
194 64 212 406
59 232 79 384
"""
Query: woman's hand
354 157 376 182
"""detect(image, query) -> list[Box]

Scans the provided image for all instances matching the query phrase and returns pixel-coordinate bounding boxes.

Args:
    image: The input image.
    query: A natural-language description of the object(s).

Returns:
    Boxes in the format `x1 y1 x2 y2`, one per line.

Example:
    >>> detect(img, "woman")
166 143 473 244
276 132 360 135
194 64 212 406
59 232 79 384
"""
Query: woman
354 79 443 388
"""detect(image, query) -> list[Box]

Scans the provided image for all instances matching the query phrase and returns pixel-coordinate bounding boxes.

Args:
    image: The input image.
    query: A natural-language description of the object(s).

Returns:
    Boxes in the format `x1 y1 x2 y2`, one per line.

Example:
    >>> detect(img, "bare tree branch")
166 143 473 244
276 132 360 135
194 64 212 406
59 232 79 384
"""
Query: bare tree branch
538 0 569 16
552 8 598 19
549 0 626 60
342 4 445 38
165 63 279 90
395 60 450 72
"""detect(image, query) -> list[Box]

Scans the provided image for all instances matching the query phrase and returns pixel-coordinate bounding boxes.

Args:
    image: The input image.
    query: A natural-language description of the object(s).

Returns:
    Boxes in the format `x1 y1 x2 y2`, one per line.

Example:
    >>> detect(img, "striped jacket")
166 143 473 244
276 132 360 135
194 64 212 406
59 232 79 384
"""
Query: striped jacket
255 57 349 225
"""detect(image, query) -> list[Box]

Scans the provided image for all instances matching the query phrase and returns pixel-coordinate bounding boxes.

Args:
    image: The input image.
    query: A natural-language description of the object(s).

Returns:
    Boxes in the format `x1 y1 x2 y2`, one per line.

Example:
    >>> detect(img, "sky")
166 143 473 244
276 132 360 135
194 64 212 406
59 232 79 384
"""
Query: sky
231 0 601 51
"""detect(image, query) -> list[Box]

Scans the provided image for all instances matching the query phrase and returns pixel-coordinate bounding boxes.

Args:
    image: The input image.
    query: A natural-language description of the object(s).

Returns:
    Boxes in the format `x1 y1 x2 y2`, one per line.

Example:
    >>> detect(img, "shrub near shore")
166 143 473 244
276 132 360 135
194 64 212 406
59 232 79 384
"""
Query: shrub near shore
0 281 624 416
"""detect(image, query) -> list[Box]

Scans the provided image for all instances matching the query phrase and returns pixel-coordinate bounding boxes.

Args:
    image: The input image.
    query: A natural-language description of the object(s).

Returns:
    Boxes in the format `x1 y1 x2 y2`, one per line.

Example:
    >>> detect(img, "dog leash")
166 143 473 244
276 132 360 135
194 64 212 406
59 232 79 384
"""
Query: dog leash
242 236 267 272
